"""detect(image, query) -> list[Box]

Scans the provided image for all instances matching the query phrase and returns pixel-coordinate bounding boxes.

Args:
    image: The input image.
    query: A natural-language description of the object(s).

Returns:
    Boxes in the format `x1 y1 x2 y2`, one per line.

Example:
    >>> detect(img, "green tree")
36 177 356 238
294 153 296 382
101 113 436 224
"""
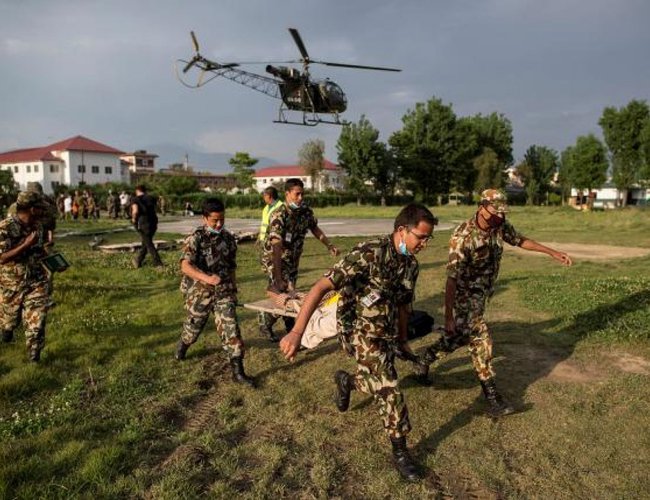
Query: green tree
336 115 393 205
599 99 650 206
570 134 608 209
298 139 325 192
473 147 504 192
228 151 258 191
389 97 459 202
558 146 575 206
639 119 650 183
517 145 558 205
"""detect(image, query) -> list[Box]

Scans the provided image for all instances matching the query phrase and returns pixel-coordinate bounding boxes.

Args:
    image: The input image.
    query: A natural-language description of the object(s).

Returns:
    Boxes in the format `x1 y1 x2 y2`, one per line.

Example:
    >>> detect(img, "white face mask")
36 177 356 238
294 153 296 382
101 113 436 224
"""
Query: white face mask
207 225 223 235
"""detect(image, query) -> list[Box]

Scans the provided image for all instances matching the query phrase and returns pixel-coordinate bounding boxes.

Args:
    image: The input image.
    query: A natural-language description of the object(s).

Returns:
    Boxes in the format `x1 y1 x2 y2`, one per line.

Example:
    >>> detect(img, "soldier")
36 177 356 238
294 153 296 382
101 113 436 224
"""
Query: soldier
174 198 255 386
259 178 339 342
106 190 116 219
280 203 437 482
257 186 282 245
8 182 57 245
0 191 51 361
414 189 572 417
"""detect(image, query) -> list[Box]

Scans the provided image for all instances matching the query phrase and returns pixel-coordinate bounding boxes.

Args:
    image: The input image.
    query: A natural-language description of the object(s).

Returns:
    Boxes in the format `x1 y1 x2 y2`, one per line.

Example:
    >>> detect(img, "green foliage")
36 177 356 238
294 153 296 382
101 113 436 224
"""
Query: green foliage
569 134 608 194
599 99 650 199
298 139 325 192
517 145 559 205
336 115 395 202
473 147 503 192
227 152 258 191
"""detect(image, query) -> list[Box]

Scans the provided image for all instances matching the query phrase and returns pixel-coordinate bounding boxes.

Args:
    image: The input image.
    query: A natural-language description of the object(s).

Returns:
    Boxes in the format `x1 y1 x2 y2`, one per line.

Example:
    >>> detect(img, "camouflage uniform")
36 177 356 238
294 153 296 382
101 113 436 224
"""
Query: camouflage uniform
0 203 51 356
179 226 243 359
422 215 523 381
325 236 419 439
259 203 318 333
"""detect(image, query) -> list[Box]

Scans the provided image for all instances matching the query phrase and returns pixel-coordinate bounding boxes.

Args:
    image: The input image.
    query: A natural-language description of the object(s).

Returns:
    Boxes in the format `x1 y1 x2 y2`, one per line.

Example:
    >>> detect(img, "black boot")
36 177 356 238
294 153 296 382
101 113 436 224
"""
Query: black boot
283 316 295 334
230 357 256 387
334 370 353 412
175 340 190 361
480 379 515 418
1 330 13 343
390 436 420 482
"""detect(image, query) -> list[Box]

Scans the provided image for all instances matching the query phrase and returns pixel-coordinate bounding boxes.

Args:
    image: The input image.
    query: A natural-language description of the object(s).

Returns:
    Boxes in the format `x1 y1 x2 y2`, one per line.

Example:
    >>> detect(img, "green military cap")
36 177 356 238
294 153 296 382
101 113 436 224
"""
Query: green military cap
16 190 48 209
480 188 508 214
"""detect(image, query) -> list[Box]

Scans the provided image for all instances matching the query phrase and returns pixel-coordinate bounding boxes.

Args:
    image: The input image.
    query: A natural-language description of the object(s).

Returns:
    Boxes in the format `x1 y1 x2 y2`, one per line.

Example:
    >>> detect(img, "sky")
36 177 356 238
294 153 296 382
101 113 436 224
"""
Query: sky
1 0 649 170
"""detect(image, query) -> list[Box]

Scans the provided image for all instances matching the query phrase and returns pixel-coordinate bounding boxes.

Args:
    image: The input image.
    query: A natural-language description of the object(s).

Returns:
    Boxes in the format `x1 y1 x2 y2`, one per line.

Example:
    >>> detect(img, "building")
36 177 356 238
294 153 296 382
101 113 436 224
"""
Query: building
0 135 129 194
254 159 345 192
120 150 158 175
570 184 650 209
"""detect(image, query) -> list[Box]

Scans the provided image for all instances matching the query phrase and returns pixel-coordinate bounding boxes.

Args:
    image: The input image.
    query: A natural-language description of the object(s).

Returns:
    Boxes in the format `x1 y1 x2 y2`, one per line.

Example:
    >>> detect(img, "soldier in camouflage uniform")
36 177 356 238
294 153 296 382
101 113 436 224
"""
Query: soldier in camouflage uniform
259 178 339 341
0 191 51 361
280 203 437 482
174 198 255 386
8 182 57 245
414 189 572 417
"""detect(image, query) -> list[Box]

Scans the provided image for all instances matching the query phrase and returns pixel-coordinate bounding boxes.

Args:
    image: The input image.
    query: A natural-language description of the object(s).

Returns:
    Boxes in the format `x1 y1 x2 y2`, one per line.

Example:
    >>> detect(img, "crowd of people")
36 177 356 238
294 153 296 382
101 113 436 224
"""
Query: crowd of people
0 178 573 482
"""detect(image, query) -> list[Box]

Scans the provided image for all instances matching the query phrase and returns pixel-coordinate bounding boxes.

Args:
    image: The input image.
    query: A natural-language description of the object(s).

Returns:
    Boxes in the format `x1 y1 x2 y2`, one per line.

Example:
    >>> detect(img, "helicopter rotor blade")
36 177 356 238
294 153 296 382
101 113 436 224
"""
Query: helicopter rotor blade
288 28 310 62
314 60 401 72
182 57 199 74
190 31 200 53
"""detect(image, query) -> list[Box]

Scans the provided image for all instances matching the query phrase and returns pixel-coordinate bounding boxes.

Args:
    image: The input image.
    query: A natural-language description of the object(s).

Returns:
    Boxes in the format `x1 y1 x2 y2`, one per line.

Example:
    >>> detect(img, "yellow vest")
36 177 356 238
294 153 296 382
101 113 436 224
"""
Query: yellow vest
259 200 283 241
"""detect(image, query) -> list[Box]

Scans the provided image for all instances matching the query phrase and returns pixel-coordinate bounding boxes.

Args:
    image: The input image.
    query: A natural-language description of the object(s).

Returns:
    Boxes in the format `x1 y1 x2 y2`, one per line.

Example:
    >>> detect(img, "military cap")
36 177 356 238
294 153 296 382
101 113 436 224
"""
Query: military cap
16 191 48 209
480 188 508 214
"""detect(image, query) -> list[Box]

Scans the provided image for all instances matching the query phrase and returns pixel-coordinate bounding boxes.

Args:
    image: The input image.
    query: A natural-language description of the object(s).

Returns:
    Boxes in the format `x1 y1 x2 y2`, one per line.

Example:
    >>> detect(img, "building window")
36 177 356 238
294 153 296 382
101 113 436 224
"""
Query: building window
91 165 100 174
26 165 31 173
142 159 149 167
34 165 39 173
14 166 18 173
49 164 60 173
105 166 113 174
51 181 60 191
78 164 86 173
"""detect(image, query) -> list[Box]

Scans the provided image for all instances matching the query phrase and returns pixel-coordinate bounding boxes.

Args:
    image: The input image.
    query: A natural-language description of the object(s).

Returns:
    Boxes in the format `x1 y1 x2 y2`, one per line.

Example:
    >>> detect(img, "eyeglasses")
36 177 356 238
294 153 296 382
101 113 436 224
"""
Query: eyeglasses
408 230 432 243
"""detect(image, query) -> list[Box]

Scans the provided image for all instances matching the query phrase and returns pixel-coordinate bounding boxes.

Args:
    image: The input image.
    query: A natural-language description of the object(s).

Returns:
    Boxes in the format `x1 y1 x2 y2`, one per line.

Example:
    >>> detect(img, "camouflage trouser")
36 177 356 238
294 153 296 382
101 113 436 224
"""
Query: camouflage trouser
0 280 50 352
181 285 243 359
259 264 298 333
344 330 411 439
422 291 494 381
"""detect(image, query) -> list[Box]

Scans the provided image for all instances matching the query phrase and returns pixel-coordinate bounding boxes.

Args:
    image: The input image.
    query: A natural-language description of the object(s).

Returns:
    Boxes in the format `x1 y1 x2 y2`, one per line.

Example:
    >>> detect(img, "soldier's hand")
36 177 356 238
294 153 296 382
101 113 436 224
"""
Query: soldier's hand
22 232 39 248
553 251 572 267
205 274 221 286
279 331 302 362
328 244 340 257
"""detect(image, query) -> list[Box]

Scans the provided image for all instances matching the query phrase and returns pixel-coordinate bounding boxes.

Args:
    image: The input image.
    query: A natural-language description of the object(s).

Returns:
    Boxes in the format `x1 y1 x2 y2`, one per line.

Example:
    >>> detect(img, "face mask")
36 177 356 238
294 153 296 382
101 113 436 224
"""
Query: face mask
207 225 223 235
289 201 302 209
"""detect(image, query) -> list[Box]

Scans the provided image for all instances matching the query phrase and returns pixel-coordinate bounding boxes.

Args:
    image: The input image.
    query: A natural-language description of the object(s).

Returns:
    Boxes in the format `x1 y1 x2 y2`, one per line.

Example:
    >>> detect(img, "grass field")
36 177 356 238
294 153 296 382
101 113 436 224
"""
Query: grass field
1 207 649 498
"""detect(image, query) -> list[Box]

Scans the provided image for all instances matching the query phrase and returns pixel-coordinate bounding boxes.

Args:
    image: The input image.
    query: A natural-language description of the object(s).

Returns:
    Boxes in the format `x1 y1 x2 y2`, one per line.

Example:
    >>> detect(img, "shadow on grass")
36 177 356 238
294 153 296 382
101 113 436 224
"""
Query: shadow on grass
413 288 650 461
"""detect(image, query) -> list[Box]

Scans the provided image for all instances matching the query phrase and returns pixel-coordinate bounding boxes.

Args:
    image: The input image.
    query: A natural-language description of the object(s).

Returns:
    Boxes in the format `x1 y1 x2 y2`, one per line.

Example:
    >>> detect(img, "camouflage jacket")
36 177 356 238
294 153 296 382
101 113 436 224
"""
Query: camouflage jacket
447 216 523 296
179 226 238 300
0 216 48 290
324 235 419 340
261 203 318 274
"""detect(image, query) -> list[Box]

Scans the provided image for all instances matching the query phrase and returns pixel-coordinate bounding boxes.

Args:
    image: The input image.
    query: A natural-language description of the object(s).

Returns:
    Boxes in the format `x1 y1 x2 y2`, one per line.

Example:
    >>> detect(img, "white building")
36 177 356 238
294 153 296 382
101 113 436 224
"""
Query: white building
570 185 650 208
0 135 129 194
254 159 346 193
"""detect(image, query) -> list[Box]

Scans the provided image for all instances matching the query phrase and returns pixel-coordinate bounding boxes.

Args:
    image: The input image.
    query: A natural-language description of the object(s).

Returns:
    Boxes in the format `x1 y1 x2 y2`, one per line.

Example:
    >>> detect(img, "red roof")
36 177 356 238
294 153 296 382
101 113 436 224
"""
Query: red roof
255 159 340 178
0 135 124 164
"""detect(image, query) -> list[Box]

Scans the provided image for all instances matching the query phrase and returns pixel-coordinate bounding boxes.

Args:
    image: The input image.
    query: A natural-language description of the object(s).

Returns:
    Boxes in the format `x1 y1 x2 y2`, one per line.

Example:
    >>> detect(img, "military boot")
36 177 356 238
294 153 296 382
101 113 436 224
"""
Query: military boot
174 340 190 361
390 436 420 482
259 324 280 343
480 379 515 418
1 330 13 343
334 370 353 412
229 357 256 387
283 316 295 334
29 347 41 363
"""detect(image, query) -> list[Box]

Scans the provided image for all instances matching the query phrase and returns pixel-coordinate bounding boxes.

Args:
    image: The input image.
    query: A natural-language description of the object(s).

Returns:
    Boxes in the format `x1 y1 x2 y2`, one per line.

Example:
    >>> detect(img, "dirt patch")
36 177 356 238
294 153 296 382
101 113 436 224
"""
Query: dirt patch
546 361 604 383
509 242 650 261
607 351 650 375
511 345 605 383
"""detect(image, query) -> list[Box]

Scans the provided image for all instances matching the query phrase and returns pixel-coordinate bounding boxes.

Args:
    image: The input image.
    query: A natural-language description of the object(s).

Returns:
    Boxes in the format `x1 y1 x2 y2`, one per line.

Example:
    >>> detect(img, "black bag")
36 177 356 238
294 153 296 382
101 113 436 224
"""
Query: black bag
407 310 434 339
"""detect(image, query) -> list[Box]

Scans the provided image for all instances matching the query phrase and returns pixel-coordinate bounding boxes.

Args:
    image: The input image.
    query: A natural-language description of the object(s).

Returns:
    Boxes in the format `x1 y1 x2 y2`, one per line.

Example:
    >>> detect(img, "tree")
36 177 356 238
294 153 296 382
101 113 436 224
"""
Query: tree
517 145 558 205
389 97 459 202
473 147 504 192
599 99 650 206
336 115 393 205
639 118 650 184
298 139 325 192
558 146 575 206
228 152 258 191
569 134 608 209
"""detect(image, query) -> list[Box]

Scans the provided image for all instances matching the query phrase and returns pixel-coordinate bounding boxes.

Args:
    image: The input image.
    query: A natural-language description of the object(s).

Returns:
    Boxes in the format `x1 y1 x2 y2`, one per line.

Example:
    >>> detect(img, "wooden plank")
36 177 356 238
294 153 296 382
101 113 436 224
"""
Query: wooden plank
242 298 298 318
97 240 177 253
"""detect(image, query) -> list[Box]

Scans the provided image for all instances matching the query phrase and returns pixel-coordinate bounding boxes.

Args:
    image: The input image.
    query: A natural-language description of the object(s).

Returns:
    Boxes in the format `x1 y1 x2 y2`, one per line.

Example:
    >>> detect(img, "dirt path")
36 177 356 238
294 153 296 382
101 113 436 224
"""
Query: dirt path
509 242 650 261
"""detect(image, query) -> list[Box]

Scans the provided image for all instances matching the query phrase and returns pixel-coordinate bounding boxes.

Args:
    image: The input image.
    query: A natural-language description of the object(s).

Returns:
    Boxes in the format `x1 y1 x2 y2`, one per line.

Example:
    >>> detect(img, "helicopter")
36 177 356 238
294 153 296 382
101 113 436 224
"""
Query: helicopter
175 28 401 126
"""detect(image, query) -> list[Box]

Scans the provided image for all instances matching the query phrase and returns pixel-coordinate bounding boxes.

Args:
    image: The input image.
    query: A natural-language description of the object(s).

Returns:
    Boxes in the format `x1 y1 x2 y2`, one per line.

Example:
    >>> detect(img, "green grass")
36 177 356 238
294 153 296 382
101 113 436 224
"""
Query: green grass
1 208 649 498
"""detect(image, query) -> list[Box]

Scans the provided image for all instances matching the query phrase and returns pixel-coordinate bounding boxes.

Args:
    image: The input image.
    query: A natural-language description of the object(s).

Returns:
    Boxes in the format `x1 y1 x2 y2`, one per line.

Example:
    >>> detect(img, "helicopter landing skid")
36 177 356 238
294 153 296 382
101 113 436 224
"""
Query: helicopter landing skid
273 107 344 126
